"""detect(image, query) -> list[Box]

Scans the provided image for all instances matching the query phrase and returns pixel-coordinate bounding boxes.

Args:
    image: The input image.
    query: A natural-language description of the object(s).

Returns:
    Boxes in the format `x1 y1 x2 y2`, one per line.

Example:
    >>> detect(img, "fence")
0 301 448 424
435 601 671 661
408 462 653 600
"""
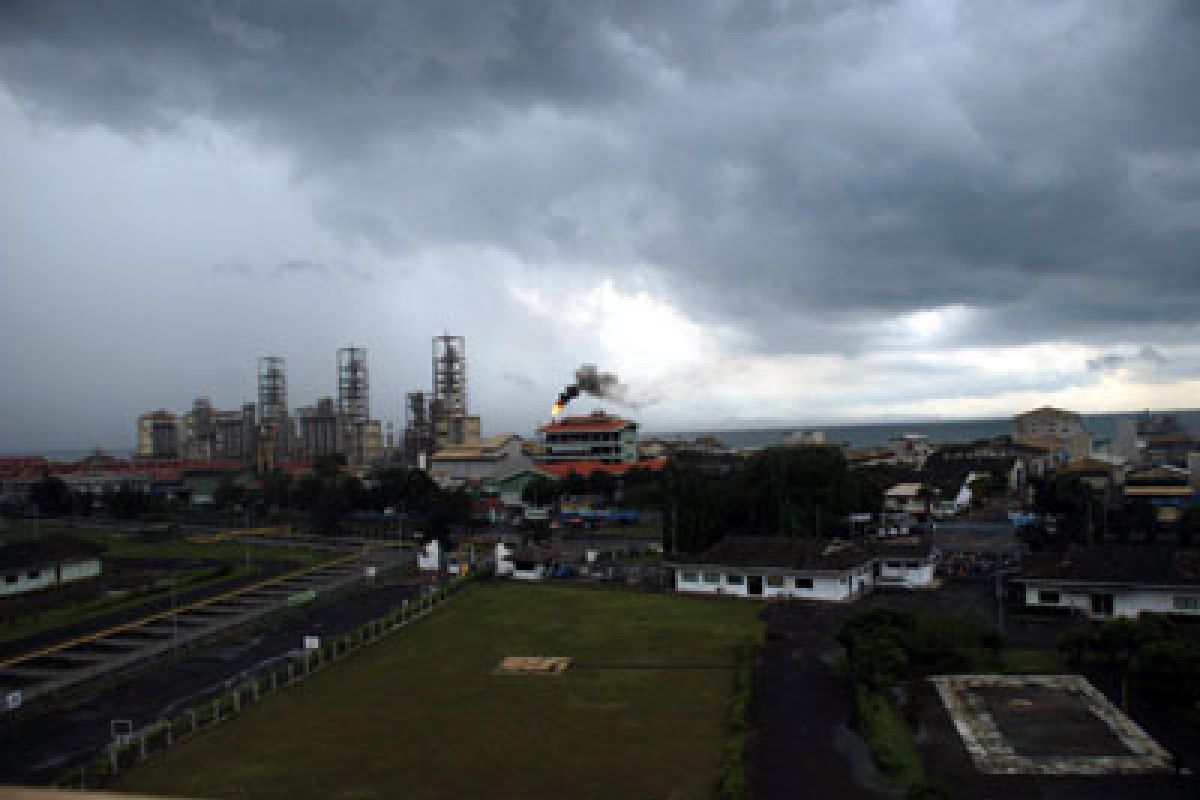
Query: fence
54 572 475 791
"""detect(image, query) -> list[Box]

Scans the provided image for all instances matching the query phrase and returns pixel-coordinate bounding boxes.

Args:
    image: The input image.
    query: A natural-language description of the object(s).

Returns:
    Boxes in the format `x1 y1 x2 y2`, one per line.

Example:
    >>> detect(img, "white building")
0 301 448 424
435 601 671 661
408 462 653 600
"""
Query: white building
417 539 443 572
428 434 535 484
1 538 103 597
668 536 936 602
1013 406 1093 463
888 434 935 468
537 411 639 465
783 430 826 446
884 483 934 515
1014 546 1200 620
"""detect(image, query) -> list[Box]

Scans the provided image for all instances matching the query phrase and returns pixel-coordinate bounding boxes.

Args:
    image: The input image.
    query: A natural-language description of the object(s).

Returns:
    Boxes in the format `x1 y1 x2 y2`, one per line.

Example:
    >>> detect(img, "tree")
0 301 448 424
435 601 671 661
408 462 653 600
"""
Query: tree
851 637 909 691
29 475 72 516
214 475 246 510
1133 638 1200 705
259 470 292 511
107 484 149 519
1057 617 1174 710
1033 474 1098 543
521 475 559 507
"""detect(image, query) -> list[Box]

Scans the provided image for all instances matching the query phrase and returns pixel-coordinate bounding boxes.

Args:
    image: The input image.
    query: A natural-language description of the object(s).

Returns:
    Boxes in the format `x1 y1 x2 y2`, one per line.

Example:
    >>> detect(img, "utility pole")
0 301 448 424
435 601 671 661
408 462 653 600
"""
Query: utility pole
995 569 1005 633
171 576 178 658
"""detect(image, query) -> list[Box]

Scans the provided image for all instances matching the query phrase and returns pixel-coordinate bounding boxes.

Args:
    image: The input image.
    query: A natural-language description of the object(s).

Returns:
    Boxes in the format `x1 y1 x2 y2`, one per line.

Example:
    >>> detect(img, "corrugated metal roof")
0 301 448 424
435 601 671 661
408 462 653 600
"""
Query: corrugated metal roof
535 457 666 478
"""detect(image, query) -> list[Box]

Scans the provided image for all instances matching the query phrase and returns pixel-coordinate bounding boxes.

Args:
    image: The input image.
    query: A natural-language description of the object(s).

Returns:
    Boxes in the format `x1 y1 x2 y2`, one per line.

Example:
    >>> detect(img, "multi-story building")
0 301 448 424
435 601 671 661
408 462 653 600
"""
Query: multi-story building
213 403 256 460
297 397 341 458
888 433 935 468
136 410 181 460
1115 412 1198 467
1013 406 1092 463
537 411 639 465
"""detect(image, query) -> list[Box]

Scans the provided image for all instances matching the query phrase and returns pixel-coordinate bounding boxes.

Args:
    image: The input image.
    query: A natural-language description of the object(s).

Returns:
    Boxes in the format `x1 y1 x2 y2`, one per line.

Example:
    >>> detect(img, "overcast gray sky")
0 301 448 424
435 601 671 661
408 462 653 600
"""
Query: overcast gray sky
2 0 1199 451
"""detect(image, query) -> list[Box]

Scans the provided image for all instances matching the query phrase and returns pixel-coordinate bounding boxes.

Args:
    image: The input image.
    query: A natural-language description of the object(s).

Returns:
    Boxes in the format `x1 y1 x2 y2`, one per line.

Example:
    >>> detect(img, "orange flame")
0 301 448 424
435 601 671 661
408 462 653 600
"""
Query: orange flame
551 402 564 417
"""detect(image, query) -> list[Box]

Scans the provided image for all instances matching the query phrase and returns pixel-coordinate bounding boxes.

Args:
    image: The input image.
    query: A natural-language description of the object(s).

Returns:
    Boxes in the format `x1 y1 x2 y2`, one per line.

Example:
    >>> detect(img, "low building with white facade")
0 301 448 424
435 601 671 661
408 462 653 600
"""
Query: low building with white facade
428 434 535 485
498 544 558 581
668 536 936 602
417 539 444 572
1014 546 1200 619
884 483 935 516
0 538 104 597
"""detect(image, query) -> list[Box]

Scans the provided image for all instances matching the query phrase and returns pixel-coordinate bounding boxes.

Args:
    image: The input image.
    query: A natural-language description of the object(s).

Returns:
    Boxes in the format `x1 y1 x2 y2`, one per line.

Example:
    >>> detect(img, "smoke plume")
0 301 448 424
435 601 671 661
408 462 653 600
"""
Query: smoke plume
552 364 642 416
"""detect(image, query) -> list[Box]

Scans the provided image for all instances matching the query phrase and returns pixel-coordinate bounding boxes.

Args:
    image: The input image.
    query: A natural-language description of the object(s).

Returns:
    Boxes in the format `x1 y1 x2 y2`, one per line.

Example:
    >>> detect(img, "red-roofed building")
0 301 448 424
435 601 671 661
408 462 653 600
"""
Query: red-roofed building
537 411 639 465
536 457 667 479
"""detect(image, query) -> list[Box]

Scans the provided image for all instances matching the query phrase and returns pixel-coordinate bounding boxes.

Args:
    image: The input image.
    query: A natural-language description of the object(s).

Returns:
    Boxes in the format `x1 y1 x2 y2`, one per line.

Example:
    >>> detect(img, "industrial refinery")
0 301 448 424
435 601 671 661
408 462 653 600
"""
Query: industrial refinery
136 344 396 468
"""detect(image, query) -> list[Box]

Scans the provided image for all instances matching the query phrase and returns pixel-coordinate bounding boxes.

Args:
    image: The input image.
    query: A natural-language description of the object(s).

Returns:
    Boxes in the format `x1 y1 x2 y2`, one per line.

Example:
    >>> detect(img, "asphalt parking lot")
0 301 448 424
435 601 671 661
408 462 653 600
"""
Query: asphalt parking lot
0 574 431 785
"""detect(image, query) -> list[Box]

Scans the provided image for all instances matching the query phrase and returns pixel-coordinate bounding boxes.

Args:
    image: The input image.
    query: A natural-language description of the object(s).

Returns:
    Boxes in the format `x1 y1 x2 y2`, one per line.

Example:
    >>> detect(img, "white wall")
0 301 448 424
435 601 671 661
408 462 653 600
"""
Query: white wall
512 564 546 581
59 559 101 583
418 540 441 572
1023 584 1200 619
674 569 855 601
878 558 935 588
0 568 54 597
495 543 514 576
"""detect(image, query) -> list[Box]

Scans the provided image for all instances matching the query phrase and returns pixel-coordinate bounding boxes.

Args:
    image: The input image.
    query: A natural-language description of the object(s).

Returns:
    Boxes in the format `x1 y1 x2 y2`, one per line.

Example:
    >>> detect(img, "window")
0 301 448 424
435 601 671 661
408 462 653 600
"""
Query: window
1038 590 1060 605
794 577 814 590
904 561 920 570
1173 596 1200 611
681 571 699 583
726 574 744 585
766 575 783 588
703 572 721 584
884 561 903 569
27 570 40 580
4 574 16 584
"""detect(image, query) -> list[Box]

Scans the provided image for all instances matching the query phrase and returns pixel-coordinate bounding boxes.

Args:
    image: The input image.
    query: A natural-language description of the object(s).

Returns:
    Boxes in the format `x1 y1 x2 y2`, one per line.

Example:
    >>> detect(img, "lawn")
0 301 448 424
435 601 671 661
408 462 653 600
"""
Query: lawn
4 523 319 563
0 524 321 644
117 582 763 800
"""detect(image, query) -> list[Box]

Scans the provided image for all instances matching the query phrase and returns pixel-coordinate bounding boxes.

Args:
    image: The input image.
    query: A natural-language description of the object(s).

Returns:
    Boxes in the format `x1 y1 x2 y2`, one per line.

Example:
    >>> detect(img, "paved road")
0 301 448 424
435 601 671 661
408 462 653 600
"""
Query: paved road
755 601 898 800
0 573 434 785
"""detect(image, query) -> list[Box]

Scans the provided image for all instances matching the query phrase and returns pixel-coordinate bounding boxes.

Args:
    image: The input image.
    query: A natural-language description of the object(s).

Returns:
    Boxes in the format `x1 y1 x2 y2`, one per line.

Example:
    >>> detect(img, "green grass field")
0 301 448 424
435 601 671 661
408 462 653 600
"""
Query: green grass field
0 525 321 644
5 523 319 563
117 583 763 800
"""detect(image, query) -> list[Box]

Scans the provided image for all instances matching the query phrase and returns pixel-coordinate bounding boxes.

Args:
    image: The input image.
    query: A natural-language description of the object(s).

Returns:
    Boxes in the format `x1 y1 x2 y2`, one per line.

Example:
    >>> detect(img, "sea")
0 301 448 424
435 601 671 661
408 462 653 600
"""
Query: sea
650 409 1200 451
7 409 1200 460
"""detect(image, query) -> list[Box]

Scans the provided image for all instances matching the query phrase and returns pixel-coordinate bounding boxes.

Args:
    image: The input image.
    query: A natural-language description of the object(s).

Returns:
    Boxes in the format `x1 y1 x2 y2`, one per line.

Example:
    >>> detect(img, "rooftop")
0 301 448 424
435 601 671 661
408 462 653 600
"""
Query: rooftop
535 457 667 479
538 411 634 434
1017 545 1200 586
677 536 874 571
1014 406 1084 422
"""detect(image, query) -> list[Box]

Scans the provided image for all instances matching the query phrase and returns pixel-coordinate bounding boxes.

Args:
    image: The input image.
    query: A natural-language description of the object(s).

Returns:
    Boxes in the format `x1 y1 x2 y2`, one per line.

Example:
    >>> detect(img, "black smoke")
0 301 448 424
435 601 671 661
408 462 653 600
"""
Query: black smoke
554 364 635 413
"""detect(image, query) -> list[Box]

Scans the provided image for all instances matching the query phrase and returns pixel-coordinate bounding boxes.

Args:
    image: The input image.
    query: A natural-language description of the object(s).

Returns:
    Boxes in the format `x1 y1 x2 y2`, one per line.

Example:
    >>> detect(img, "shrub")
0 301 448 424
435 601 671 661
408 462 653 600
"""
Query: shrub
854 685 924 788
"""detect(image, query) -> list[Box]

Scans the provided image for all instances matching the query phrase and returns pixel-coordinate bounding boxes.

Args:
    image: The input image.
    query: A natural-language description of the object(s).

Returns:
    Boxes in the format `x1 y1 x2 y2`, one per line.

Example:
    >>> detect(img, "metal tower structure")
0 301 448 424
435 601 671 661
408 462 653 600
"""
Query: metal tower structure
432 335 466 416
337 346 370 420
403 390 433 463
257 357 288 423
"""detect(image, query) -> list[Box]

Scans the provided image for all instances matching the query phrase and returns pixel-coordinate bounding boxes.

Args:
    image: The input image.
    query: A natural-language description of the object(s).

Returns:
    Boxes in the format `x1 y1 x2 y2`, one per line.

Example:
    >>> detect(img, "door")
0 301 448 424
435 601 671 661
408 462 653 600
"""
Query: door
748 575 763 596
1090 593 1114 617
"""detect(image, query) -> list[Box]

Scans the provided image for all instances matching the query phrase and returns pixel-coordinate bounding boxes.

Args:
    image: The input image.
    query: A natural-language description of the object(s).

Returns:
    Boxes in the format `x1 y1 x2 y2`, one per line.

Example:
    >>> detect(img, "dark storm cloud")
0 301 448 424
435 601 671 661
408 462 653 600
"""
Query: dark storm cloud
2 0 1199 354
1087 345 1168 373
